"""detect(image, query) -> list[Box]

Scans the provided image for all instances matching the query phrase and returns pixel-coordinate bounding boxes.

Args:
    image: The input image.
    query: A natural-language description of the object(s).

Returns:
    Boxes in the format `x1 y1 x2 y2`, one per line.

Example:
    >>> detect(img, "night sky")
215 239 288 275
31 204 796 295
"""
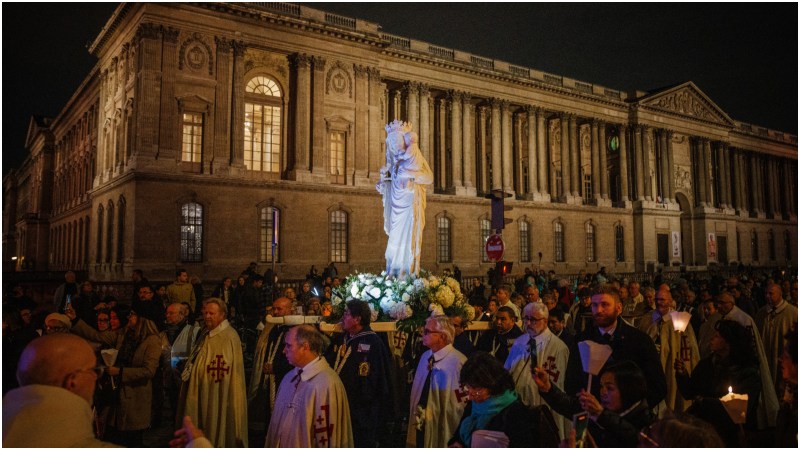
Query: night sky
3 3 797 174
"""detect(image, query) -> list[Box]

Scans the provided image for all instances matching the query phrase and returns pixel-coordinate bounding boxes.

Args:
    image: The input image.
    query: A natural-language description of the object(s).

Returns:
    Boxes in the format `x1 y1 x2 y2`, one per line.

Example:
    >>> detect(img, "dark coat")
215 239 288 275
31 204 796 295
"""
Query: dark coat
566 319 667 409
448 399 555 448
476 326 523 364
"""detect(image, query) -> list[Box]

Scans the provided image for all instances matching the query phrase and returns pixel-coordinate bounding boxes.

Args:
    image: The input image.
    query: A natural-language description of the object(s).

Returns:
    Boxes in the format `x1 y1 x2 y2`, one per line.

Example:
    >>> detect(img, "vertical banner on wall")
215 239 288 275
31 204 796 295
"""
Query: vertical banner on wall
707 233 717 259
672 231 681 258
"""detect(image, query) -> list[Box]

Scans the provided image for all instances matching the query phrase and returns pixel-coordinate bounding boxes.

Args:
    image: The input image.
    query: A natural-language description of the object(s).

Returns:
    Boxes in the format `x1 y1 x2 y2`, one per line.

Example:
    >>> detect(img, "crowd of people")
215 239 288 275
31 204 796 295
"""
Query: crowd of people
2 262 797 448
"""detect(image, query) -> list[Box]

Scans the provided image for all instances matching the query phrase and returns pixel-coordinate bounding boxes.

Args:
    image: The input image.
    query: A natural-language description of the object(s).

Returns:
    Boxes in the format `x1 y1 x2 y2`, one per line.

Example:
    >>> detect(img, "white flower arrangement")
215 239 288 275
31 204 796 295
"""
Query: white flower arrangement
329 271 473 331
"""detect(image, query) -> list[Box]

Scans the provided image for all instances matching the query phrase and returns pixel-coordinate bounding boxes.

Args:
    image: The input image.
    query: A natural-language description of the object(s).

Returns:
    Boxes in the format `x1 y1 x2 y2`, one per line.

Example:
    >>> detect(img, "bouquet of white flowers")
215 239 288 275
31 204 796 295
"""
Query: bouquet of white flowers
329 271 475 332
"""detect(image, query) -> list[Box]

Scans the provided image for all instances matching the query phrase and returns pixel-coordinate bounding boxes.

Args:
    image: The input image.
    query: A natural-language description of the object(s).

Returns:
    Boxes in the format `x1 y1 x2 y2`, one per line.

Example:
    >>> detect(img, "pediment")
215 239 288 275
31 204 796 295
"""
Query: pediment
24 115 51 149
637 82 734 127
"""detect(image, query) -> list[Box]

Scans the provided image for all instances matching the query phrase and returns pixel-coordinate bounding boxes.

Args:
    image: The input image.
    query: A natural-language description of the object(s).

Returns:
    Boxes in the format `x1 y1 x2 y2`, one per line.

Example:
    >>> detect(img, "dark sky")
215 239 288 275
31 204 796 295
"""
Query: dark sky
3 3 797 174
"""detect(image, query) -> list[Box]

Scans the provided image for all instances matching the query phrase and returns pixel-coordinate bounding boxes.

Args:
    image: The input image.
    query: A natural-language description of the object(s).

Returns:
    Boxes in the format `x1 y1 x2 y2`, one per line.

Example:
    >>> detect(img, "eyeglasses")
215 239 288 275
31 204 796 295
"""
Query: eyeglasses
522 316 546 322
422 328 442 335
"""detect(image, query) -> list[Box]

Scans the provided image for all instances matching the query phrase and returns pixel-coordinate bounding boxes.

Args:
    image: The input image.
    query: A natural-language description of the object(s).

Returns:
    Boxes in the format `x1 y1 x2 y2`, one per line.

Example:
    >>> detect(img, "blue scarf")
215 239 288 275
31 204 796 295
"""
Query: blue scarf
458 389 518 447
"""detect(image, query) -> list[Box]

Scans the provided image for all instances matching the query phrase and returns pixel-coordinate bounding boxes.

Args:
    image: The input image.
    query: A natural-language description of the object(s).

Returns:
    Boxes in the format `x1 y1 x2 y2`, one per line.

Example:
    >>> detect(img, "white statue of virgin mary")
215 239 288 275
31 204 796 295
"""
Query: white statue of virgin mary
377 121 433 278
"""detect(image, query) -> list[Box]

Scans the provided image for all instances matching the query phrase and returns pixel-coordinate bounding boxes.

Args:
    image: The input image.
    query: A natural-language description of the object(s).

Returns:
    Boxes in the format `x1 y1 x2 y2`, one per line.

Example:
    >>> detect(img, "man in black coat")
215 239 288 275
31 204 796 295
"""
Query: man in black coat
476 306 523 364
565 284 666 410
324 300 394 447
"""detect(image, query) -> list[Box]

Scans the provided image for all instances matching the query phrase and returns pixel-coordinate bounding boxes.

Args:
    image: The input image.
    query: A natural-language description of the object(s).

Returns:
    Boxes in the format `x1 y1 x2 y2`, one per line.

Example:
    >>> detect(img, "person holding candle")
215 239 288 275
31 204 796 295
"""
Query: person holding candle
674 320 762 433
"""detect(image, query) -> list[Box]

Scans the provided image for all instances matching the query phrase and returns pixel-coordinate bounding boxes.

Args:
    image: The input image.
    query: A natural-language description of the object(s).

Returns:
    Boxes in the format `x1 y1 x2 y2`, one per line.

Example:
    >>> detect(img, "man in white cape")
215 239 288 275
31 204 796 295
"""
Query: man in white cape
505 302 570 438
407 316 468 448
266 324 353 447
756 283 798 392
717 292 780 428
178 298 248 447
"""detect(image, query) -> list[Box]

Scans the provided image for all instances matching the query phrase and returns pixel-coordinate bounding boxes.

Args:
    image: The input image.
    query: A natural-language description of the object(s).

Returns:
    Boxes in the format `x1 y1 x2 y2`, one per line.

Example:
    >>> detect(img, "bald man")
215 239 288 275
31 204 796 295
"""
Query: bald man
3 334 109 447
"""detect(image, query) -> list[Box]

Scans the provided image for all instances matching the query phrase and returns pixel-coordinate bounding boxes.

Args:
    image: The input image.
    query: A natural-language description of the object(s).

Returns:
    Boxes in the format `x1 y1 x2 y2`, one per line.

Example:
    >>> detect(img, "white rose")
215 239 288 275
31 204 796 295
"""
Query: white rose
401 292 411 303
350 284 359 297
369 286 382 299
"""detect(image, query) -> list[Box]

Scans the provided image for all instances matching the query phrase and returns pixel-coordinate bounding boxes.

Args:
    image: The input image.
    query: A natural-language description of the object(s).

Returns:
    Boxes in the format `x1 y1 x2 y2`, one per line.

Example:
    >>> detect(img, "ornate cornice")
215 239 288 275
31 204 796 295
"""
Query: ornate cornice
136 22 162 41
162 26 180 44
214 36 231 54
311 55 327 71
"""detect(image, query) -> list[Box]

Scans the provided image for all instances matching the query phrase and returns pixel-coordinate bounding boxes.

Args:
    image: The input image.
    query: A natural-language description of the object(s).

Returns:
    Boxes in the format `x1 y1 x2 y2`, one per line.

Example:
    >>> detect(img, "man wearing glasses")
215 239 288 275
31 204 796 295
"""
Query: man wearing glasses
407 315 467 448
505 302 570 438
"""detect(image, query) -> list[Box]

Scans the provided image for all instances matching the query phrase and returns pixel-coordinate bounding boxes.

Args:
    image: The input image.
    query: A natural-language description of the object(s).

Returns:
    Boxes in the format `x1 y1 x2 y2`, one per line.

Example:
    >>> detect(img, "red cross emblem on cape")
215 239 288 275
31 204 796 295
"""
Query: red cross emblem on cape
314 404 334 446
543 355 561 383
206 354 230 383
393 331 408 351
454 383 470 403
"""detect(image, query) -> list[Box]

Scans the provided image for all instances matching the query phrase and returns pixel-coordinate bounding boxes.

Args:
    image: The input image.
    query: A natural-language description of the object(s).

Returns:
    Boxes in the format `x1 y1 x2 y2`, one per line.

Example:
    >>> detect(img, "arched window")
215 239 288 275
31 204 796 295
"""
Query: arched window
751 231 759 262
615 224 625 262
96 205 104 264
480 219 491 263
260 206 280 263
244 75 282 173
106 201 114 263
181 202 204 262
519 220 531 263
586 222 596 262
329 210 348 263
437 217 452 263
117 197 125 263
554 222 565 262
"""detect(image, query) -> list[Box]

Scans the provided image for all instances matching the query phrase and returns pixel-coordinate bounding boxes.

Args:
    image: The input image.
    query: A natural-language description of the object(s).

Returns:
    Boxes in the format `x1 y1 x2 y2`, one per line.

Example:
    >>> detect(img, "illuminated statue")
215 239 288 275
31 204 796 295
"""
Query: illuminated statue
377 121 433 278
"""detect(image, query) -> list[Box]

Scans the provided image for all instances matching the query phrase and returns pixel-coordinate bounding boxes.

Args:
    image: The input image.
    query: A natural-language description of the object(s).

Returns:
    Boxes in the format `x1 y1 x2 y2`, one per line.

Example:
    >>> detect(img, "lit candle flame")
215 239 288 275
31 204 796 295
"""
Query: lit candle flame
728 386 732 394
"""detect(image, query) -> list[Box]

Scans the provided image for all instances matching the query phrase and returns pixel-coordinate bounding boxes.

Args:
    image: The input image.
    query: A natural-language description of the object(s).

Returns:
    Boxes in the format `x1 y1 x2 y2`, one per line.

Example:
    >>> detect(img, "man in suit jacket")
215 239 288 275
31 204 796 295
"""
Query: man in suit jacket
565 284 666 410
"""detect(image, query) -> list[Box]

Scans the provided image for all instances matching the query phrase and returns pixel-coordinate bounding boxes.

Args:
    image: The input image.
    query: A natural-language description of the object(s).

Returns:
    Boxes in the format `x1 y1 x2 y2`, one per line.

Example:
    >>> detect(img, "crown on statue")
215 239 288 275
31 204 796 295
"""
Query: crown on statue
385 120 412 134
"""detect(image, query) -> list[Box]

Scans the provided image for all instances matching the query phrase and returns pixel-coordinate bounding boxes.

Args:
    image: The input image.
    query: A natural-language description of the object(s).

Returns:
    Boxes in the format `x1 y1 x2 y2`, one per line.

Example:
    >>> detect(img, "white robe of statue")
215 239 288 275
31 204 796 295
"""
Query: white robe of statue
377 121 433 278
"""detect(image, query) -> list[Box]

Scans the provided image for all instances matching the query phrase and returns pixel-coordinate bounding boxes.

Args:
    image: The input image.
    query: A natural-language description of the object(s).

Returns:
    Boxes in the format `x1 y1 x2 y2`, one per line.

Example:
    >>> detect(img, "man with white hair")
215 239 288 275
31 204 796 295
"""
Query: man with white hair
407 315 468 447
756 283 798 393
505 302 570 438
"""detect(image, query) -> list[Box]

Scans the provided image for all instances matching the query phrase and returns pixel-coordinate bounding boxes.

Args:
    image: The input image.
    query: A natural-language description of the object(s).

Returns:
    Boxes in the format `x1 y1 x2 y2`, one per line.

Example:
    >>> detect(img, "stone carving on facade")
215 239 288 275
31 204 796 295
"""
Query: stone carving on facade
289 53 311 70
127 42 136 80
244 51 288 80
325 60 351 98
674 165 692 190
646 89 722 123
179 32 214 75
136 22 162 41
162 27 180 44
214 36 231 54
353 64 369 80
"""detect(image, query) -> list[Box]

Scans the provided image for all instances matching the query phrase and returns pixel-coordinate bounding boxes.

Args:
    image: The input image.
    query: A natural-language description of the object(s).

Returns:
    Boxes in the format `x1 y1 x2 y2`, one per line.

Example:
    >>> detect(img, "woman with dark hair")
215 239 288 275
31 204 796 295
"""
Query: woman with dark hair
675 319 762 446
65 303 161 446
534 359 654 447
448 351 539 447
108 304 130 332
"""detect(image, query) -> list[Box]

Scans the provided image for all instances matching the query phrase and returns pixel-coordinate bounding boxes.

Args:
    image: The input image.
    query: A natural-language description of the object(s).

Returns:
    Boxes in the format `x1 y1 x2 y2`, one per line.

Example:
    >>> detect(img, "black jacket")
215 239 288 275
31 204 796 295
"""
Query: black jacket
566 319 667 409
448 399 557 448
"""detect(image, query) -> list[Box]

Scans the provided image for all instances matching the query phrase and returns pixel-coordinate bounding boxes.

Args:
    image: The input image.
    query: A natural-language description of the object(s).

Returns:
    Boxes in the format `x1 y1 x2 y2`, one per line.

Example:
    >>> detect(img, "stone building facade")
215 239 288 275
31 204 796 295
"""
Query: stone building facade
3 3 797 281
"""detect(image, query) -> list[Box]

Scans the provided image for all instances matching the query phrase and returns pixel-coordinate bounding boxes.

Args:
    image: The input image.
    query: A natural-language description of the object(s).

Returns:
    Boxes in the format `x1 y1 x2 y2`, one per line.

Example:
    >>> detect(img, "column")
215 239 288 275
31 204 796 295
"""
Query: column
462 93 476 194
213 37 232 169
290 53 311 177
666 130 675 202
703 139 714 207
501 100 514 194
715 142 726 208
569 114 580 197
449 90 463 190
367 67 382 179
490 99 502 191
437 97 448 189
560 114 571 199
619 124 629 202
643 126 654 201
598 121 608 200
158 27 180 160
633 125 644 200
526 106 539 197
695 139 707 206
406 82 419 132
231 41 247 167
659 130 670 202
590 120 600 202
419 84 430 163
311 56 326 177
536 110 549 199
478 106 488 193
353 65 369 183
768 159 778 216
749 154 760 213
732 149 742 212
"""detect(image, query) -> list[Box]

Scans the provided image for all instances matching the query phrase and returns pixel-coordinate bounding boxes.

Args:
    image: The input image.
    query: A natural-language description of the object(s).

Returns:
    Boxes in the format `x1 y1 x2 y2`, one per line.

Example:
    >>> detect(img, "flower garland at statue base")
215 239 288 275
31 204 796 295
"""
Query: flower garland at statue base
325 270 475 333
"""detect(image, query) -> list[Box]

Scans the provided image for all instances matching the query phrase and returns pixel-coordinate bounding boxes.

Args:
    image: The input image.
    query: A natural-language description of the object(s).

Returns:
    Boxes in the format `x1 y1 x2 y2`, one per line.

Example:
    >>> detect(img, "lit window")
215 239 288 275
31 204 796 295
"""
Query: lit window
438 217 452 263
480 219 491 263
330 210 348 263
181 203 203 262
181 113 203 163
519 220 531 263
583 173 593 203
554 222 564 262
586 222 596 262
330 131 345 184
260 207 280 263
244 76 282 173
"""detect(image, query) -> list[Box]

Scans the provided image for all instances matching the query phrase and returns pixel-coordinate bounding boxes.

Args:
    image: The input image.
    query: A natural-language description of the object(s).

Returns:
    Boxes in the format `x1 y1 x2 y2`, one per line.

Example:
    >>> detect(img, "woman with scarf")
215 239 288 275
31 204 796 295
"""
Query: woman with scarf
448 351 537 447
65 302 161 447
